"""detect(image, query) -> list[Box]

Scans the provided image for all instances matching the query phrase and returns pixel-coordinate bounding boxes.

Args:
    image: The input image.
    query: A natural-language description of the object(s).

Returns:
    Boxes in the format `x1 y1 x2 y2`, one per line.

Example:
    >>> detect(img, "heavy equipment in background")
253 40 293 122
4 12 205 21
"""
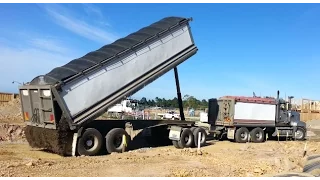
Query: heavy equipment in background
200 91 307 143
18 16 208 156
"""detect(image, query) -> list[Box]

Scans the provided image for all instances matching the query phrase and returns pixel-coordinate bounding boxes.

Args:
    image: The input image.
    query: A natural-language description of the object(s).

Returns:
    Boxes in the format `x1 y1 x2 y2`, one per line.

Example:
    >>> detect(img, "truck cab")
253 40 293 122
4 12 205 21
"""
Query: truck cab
277 97 307 139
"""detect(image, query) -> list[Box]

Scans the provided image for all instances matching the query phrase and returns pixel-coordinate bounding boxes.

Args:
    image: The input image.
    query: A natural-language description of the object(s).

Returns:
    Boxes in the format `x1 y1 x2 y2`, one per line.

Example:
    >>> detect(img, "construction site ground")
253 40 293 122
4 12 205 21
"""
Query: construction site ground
0 99 320 177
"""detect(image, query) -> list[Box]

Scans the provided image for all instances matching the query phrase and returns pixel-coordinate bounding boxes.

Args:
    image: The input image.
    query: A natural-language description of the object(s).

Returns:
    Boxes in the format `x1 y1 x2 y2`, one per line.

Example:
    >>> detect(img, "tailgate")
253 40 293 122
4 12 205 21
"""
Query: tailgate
216 98 235 126
19 85 58 129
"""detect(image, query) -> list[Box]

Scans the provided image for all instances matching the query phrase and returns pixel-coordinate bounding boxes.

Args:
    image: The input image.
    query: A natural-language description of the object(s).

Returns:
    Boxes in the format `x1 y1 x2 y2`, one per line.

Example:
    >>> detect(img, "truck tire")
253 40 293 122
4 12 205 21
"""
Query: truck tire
172 140 183 149
190 127 197 133
272 172 314 177
178 128 194 148
77 128 103 156
295 127 306 141
235 127 249 143
189 127 197 147
307 154 320 161
303 157 320 176
193 127 207 147
105 128 130 154
250 127 265 143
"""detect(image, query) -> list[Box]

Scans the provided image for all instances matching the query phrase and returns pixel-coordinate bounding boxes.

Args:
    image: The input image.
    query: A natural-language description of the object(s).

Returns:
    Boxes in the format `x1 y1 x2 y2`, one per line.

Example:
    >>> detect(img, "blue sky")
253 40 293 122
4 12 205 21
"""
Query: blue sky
0 3 319 101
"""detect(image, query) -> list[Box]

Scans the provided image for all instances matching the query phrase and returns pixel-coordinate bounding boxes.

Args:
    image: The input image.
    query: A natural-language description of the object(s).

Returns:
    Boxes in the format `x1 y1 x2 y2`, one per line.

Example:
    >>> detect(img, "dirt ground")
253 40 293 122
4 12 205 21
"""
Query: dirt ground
0 139 319 177
0 99 320 177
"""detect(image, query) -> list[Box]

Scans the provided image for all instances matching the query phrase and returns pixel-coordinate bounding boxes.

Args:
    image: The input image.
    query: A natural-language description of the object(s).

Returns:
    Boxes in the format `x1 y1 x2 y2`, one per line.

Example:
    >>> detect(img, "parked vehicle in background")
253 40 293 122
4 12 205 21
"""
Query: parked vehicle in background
201 91 307 143
159 111 181 120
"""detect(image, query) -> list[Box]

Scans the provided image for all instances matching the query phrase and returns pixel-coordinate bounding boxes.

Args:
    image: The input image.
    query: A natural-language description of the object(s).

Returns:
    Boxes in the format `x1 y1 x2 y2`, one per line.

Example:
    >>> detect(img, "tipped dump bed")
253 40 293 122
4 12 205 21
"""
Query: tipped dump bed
19 16 198 155
30 17 192 85
20 16 198 128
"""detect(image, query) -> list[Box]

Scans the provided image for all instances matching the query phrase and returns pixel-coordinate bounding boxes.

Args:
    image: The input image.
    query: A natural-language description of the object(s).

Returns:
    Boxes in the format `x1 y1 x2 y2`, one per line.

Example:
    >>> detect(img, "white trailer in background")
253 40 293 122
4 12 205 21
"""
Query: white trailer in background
202 91 307 143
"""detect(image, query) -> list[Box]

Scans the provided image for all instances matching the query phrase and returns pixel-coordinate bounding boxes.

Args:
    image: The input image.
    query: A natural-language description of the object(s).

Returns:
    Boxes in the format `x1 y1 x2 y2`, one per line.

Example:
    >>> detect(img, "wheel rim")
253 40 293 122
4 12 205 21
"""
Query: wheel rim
184 136 189 142
240 131 248 140
113 134 123 148
295 129 304 139
255 131 263 141
83 135 98 151
184 134 193 144
86 139 93 147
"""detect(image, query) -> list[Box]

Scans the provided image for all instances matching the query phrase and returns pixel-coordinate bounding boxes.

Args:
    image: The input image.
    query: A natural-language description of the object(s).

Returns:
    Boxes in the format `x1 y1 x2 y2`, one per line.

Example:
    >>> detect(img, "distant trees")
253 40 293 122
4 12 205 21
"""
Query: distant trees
138 94 208 109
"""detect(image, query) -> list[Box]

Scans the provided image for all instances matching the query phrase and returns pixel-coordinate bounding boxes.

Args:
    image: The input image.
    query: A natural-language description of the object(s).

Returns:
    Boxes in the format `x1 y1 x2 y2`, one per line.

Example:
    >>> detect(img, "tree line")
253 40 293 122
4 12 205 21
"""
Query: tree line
137 95 208 109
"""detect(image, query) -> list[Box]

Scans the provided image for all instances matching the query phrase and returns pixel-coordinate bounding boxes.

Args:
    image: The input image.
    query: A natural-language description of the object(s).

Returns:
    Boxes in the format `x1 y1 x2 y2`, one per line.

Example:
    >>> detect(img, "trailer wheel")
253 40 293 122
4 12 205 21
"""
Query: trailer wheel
250 127 265 143
235 127 249 143
105 128 130 154
177 128 194 148
295 127 306 141
193 127 207 147
172 140 183 149
77 128 103 156
303 156 320 176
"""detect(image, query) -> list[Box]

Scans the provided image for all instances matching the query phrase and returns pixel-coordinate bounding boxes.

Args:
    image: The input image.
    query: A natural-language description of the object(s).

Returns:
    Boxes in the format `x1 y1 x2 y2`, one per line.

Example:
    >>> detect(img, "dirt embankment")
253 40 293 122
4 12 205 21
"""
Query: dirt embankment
0 98 23 125
0 98 25 142
0 124 25 142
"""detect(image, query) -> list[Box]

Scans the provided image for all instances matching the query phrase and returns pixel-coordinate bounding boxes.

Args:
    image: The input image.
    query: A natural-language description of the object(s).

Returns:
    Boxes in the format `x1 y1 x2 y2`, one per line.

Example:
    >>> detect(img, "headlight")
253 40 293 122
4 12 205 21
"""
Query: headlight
291 121 298 126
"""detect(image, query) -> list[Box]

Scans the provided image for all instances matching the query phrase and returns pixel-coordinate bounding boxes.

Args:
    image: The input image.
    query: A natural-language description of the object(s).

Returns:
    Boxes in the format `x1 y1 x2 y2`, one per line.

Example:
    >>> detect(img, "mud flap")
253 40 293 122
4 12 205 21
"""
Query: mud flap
227 127 235 140
71 133 78 157
169 126 182 141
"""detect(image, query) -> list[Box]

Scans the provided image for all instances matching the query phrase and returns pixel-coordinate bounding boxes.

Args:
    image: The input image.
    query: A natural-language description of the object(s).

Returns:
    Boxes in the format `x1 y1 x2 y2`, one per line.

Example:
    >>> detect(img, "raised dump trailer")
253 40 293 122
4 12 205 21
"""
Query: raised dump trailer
201 91 307 143
19 16 207 156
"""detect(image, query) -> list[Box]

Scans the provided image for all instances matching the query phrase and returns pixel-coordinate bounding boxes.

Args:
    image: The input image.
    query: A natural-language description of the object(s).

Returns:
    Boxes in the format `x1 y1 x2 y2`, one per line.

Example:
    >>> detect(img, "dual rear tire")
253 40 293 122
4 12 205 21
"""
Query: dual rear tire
172 127 207 149
235 127 264 143
77 127 131 156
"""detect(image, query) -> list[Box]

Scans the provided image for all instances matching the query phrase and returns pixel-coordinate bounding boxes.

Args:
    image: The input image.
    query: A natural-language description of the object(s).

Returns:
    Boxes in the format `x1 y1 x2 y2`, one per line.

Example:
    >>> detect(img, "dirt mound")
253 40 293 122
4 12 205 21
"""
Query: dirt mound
0 123 25 142
0 99 23 124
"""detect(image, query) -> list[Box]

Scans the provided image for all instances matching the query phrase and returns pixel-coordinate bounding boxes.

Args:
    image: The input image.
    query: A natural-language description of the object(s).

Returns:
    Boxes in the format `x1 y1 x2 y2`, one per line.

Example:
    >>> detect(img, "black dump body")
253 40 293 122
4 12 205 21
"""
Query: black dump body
29 16 190 86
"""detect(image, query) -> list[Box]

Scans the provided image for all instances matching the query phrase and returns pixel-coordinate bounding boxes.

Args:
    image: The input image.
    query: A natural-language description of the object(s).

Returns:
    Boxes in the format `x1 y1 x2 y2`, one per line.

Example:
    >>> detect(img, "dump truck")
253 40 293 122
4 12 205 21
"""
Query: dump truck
201 91 307 143
18 16 208 156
